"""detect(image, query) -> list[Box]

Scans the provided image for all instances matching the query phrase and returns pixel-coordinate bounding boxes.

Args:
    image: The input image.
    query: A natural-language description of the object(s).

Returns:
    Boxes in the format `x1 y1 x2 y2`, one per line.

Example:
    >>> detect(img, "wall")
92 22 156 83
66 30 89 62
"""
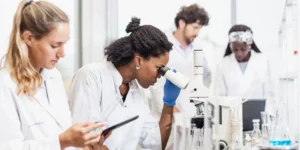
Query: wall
0 0 21 65
236 0 286 75
81 0 107 66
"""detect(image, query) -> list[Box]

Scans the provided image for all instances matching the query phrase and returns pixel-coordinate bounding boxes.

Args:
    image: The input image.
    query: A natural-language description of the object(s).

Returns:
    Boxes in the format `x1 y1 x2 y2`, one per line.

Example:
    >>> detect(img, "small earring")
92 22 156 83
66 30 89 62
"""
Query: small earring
136 66 140 70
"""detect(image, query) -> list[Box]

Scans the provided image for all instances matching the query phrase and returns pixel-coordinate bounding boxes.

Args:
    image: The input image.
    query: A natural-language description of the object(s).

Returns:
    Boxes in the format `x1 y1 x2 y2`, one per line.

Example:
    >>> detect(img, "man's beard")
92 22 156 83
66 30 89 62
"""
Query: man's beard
184 35 196 45
183 30 196 45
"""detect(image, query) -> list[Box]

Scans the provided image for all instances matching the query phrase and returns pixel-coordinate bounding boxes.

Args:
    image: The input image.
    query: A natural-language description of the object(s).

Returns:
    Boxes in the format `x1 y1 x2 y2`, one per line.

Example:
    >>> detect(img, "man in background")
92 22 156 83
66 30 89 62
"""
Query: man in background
147 4 211 149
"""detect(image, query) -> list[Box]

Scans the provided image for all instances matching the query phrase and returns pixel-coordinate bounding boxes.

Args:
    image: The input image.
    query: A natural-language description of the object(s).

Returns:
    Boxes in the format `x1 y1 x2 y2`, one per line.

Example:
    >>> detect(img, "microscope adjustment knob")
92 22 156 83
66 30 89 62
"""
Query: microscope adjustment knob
219 140 228 150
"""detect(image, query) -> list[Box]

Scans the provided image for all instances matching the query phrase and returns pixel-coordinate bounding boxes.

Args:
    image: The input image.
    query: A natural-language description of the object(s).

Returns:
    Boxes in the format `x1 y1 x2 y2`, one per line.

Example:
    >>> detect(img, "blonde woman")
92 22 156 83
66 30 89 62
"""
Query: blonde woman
0 1 109 150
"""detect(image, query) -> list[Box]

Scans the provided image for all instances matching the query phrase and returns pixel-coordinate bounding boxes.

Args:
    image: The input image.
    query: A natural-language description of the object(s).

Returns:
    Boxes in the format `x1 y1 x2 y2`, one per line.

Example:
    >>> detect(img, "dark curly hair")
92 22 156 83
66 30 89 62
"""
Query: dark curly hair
104 17 173 67
175 4 209 28
224 24 261 57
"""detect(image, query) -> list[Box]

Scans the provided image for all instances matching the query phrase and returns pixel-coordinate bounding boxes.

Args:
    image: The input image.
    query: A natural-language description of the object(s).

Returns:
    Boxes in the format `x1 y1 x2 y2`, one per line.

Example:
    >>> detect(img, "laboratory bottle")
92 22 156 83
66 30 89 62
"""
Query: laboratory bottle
251 119 262 146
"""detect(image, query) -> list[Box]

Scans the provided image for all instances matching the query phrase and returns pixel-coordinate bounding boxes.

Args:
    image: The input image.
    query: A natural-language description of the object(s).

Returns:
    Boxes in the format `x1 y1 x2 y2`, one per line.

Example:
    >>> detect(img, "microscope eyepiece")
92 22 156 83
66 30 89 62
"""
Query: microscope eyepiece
157 66 190 89
158 66 169 76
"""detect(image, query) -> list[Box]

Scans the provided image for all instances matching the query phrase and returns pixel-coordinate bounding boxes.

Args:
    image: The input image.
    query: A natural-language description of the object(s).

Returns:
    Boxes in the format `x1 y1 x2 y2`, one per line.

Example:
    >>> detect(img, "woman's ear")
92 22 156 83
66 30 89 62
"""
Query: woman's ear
22 31 34 47
134 55 142 67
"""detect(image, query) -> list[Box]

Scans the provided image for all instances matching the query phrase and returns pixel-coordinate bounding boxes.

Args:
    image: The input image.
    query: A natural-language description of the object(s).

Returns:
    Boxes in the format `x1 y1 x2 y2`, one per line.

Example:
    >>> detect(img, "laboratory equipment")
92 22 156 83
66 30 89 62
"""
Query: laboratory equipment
266 108 293 148
277 58 300 149
158 66 190 89
261 112 271 145
251 119 262 146
159 49 244 150
230 104 243 150
173 113 193 150
258 145 298 150
242 100 266 131
245 134 251 150
269 125 292 146
159 50 220 150
261 124 271 145
191 123 203 149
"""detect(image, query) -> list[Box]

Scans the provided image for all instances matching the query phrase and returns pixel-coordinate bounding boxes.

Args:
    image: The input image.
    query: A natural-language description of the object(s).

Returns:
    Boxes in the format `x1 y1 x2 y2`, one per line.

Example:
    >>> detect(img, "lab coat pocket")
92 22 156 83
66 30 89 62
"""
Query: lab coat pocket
25 102 62 138
26 118 60 139
27 121 46 129
27 115 59 129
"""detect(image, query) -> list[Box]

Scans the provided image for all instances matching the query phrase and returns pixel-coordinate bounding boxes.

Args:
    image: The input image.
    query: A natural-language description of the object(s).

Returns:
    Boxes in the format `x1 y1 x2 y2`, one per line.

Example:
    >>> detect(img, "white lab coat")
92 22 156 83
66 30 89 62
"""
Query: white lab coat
68 62 161 150
214 50 274 111
0 67 74 150
148 31 212 118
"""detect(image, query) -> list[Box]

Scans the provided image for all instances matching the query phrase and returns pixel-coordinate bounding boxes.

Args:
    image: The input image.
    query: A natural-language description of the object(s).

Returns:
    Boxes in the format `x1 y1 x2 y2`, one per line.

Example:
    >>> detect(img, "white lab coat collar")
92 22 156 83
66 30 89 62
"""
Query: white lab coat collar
33 68 66 130
218 50 269 98
3 67 51 82
0 67 73 149
107 61 139 94
40 69 49 82
0 66 69 130
228 49 256 61
168 31 194 48
107 62 123 92
167 31 194 56
228 50 256 76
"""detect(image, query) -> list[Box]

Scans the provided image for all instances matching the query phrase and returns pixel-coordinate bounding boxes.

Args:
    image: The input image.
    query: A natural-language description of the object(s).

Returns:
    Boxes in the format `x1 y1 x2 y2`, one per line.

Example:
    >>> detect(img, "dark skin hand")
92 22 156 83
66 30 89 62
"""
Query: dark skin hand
159 104 174 150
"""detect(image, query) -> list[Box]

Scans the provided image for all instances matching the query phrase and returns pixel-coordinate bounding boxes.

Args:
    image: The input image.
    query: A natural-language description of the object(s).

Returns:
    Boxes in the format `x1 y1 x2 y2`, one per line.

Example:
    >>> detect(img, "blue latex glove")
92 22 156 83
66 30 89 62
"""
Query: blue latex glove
163 70 181 106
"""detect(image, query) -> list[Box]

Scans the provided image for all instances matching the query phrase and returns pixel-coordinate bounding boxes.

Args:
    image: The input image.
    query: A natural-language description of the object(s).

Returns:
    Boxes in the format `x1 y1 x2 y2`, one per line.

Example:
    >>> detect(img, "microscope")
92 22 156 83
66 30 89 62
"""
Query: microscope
158 50 242 150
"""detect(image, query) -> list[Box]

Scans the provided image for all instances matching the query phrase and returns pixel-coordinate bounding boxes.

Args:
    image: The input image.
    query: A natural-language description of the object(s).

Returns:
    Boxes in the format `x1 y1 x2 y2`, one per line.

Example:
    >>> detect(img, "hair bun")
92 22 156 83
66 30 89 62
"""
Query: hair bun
125 17 140 33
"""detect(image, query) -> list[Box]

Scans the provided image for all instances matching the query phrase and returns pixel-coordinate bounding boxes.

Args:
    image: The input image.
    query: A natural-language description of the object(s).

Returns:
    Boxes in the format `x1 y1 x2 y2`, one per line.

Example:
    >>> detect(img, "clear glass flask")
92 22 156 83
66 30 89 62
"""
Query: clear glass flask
251 119 262 146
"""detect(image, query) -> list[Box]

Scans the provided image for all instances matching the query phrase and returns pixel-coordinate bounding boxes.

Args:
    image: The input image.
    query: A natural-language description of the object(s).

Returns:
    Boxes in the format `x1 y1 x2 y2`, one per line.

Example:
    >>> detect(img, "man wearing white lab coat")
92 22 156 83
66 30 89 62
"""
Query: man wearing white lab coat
148 4 211 119
146 5 211 149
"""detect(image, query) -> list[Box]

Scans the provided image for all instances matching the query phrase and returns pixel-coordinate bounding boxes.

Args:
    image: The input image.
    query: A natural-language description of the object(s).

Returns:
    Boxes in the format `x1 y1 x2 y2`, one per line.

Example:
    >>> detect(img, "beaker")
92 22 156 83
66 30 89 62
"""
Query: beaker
173 113 193 150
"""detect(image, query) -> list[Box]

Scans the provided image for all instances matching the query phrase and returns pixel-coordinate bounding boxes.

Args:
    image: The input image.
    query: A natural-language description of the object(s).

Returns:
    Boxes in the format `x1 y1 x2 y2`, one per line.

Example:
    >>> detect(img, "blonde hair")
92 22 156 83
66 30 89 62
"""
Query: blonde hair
4 0 69 96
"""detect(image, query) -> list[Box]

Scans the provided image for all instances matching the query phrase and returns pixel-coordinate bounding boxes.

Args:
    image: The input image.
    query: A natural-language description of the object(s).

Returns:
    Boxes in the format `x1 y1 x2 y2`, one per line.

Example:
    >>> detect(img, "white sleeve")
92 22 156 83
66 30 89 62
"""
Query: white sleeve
0 87 61 150
138 104 161 150
68 68 102 123
213 64 227 96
